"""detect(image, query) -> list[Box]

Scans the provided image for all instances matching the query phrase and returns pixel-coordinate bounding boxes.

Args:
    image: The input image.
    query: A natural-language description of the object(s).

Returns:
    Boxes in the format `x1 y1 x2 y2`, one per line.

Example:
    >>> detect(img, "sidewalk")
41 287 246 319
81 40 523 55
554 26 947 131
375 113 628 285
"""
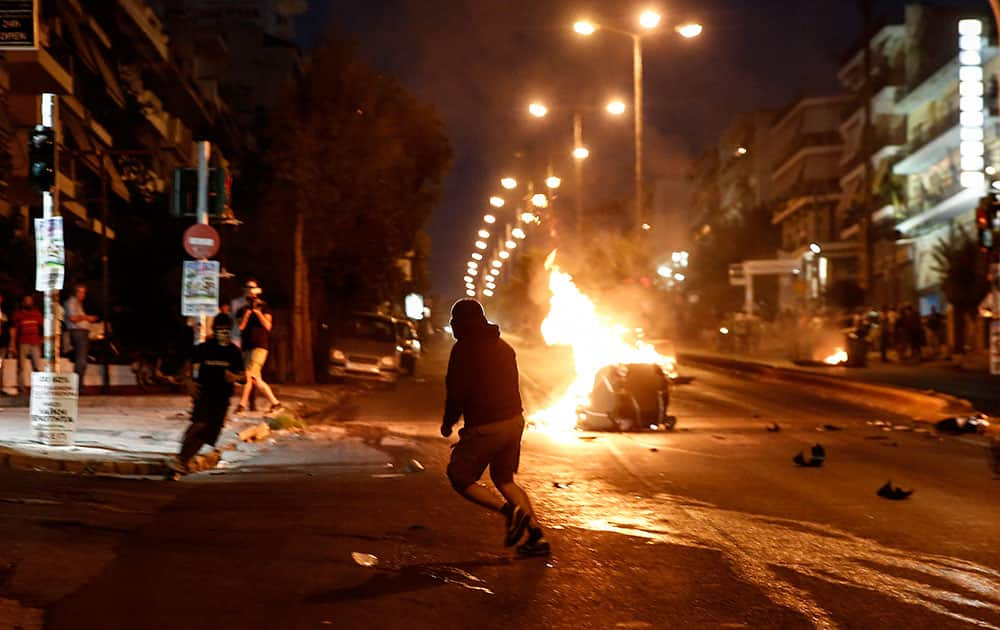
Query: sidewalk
678 345 1000 416
0 385 336 475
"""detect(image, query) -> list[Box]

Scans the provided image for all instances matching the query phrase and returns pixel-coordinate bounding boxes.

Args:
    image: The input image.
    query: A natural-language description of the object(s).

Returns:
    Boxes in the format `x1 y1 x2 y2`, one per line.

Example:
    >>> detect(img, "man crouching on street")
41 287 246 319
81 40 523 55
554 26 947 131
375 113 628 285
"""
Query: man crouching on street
168 313 246 479
441 299 549 556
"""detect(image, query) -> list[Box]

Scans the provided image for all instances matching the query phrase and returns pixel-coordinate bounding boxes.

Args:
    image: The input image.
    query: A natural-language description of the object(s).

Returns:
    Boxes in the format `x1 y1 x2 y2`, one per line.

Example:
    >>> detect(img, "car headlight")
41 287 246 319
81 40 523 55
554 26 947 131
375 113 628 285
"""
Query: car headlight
380 355 396 368
331 349 346 361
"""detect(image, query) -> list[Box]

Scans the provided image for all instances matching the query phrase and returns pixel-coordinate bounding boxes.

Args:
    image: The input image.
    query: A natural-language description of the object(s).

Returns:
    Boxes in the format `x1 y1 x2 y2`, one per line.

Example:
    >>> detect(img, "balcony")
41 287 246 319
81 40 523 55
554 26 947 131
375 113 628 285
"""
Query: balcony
4 32 74 94
771 179 842 225
773 131 843 177
892 109 960 176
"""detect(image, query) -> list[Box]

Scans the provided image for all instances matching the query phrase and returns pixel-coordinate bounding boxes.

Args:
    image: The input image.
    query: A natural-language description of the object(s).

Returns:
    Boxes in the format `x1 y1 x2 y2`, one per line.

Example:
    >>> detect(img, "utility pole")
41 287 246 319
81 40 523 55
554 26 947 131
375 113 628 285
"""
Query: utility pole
40 94 59 373
633 34 644 240
859 0 875 302
99 154 110 391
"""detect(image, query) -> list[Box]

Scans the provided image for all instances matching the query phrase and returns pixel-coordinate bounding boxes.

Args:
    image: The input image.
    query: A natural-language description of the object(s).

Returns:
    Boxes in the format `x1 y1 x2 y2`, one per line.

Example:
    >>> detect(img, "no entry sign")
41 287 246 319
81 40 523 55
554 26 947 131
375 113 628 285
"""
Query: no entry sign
183 223 220 259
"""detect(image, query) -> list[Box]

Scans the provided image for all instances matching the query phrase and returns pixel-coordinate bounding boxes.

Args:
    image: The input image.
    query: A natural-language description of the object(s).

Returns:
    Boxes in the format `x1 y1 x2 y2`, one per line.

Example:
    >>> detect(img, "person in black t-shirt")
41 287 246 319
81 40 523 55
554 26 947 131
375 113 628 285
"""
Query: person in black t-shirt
168 313 245 479
234 286 282 414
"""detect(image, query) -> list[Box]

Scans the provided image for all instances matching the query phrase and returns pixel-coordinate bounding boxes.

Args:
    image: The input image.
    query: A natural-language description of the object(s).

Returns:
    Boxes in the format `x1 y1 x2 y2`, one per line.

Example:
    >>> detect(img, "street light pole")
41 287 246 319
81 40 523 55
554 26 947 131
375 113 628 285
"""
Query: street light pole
573 111 584 241
632 33 644 240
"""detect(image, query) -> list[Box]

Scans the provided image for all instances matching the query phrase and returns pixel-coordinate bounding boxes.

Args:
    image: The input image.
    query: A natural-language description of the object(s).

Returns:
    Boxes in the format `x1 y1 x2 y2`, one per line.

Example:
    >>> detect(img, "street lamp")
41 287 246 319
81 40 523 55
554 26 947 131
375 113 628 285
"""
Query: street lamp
512 227 526 239
483 289 494 297
531 193 549 208
574 12 702 238
471 252 483 261
546 175 562 189
501 177 518 190
467 260 478 269
466 289 477 297
499 250 510 259
478 229 490 238
573 146 590 160
475 240 488 250
484 213 497 224
528 102 549 118
606 100 627 116
489 196 505 208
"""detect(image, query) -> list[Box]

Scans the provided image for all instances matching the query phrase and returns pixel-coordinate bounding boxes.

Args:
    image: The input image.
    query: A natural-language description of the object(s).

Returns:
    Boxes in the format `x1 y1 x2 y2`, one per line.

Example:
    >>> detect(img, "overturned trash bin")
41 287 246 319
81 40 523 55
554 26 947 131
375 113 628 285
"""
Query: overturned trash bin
845 333 869 367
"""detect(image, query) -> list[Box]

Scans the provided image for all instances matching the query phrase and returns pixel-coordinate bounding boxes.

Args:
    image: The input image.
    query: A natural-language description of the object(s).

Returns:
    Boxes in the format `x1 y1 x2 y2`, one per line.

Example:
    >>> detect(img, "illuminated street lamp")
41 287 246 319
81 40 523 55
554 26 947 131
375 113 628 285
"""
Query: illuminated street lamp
809 242 822 255
484 213 497 224
475 240 488 250
489 196 505 208
573 146 590 160
492 260 503 269
521 212 537 223
545 175 562 189
641 222 651 231
506 239 517 249
489 269 500 277
485 282 496 290
483 289 494 297
478 229 490 238
498 250 510 259
465 282 476 290
501 177 518 190
466 289 476 297
512 227 526 239
657 264 672 278
471 252 483 261
606 100 627 116
531 193 549 208
574 11 702 238
528 102 549 118
467 261 478 269
467 268 478 276
463 275 473 283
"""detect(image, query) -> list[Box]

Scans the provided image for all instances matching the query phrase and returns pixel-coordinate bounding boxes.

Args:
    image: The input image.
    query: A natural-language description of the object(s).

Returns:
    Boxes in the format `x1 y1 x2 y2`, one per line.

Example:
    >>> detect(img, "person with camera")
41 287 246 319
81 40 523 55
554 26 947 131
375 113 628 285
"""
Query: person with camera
235 282 282 414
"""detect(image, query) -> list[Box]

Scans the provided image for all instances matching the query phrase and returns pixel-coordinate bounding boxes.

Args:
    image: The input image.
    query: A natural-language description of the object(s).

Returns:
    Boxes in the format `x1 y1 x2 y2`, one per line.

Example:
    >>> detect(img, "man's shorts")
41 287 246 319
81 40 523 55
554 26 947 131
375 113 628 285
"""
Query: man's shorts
189 396 230 446
244 348 268 380
447 416 524 488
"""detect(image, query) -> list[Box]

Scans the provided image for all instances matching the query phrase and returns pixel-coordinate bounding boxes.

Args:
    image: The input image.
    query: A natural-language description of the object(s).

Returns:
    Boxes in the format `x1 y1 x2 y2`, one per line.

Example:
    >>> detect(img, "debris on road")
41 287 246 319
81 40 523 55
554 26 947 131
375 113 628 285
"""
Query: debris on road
371 473 406 479
766 422 781 433
351 552 379 568
236 422 271 443
649 447 659 452
877 481 913 500
793 444 825 467
817 424 842 431
578 436 598 441
867 420 889 427
934 415 990 435
405 459 425 473
865 435 890 441
552 481 573 488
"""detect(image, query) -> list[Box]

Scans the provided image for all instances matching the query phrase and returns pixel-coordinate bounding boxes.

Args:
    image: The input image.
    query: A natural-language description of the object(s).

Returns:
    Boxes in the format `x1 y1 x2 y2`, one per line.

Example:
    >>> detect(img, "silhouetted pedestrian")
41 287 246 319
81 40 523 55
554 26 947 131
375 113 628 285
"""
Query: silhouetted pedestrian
441 299 549 556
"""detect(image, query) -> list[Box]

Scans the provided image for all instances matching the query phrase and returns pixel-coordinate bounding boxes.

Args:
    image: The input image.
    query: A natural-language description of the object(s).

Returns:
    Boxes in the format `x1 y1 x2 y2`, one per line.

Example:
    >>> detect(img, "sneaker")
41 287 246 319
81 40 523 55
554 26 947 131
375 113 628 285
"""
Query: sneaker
504 506 530 547
234 404 247 415
516 537 551 557
269 402 284 413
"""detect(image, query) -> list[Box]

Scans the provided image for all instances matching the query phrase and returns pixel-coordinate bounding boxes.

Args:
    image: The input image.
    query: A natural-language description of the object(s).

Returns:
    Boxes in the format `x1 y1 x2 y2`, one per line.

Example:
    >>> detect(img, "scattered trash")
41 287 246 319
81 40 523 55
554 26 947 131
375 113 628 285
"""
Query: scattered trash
351 552 379 568
649 447 659 452
552 481 573 489
405 459 425 473
892 425 913 432
752 414 761 419
867 420 889 427
817 424 842 432
408 524 427 530
766 422 781 433
578 436 598 441
934 415 990 435
793 444 825 467
712 435 726 440
422 566 494 595
877 481 913 500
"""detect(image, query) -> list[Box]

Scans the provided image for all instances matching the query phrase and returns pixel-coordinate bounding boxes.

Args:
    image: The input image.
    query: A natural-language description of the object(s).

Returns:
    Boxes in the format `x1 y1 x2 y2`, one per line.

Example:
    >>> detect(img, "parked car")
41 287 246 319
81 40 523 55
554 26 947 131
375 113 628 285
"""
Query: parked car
394 318 421 375
328 313 402 384
576 363 674 431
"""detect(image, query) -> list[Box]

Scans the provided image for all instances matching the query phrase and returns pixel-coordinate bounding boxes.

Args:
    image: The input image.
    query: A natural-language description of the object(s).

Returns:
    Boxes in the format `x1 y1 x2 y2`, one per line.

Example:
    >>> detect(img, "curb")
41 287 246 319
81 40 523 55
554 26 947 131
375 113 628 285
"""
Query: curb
0 421 271 477
679 351 979 421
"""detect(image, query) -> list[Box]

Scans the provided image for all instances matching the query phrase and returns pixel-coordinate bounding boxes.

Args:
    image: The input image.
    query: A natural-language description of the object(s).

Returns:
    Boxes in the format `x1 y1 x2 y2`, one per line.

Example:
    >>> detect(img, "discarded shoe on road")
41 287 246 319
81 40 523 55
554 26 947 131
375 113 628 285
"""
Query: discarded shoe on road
877 480 913 500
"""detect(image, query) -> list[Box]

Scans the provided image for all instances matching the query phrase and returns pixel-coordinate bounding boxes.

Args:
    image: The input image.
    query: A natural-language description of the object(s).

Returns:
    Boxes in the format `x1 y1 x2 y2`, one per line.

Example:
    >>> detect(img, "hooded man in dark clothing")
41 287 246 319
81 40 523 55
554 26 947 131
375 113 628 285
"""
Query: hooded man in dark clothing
441 299 549 556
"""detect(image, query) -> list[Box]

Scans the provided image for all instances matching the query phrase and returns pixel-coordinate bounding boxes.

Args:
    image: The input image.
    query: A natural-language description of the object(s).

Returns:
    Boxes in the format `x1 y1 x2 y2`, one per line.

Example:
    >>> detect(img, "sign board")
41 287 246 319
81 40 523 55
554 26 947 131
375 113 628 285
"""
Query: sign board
744 259 802 275
181 260 220 317
991 319 1000 376
728 263 746 286
0 0 38 50
34 216 65 291
183 223 220 259
30 372 78 446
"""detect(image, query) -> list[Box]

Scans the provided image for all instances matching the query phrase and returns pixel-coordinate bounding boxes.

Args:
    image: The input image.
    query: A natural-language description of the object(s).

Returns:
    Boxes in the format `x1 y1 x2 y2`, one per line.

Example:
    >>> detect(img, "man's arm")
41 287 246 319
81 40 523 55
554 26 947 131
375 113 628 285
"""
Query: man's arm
256 309 273 332
67 299 88 323
238 307 251 331
441 345 470 434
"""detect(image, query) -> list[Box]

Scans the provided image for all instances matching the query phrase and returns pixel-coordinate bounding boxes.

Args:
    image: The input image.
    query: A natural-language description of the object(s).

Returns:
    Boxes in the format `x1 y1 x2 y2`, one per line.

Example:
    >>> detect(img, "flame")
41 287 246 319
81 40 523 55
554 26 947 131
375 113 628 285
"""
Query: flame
823 349 848 365
529 252 670 433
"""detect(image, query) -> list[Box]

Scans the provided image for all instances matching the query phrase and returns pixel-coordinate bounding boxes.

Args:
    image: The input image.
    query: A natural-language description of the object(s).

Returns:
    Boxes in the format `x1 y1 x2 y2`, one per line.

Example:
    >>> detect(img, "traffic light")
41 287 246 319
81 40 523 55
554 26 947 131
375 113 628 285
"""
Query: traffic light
170 166 230 218
27 125 55 190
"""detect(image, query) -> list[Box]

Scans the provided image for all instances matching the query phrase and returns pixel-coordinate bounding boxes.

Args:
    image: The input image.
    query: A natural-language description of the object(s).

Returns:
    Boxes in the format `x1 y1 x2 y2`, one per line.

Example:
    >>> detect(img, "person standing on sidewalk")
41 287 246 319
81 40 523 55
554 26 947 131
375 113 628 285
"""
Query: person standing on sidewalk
9 295 44 390
230 279 258 410
64 284 98 385
440 299 550 556
235 284 282 414
168 313 246 479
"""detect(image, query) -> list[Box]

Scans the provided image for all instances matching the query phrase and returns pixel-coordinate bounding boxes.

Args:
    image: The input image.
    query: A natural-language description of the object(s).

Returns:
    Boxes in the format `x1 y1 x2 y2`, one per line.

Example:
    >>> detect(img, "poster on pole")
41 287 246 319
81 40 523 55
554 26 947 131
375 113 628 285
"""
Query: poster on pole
181 260 220 317
29 372 78 446
34 216 65 291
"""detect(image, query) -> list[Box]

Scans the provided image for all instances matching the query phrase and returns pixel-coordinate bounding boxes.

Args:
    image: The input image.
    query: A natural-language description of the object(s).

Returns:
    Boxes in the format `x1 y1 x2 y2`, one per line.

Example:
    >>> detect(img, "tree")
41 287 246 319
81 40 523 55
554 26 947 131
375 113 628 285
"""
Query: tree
931 225 990 353
252 36 451 382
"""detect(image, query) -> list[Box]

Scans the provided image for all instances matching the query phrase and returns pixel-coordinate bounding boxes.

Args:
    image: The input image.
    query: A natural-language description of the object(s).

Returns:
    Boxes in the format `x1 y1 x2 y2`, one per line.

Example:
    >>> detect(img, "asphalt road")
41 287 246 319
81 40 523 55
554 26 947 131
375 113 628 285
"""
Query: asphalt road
1 336 998 630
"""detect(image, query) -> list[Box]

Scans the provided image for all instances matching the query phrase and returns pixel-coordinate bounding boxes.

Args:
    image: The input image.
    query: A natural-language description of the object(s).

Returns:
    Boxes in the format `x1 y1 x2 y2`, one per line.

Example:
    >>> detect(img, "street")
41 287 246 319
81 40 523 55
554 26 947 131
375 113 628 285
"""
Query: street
1 339 998 630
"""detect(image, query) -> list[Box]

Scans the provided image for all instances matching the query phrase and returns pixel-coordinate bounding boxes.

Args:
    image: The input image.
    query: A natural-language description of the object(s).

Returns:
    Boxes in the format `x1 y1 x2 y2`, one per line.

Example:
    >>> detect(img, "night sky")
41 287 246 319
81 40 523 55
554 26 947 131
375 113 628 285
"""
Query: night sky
296 0 984 300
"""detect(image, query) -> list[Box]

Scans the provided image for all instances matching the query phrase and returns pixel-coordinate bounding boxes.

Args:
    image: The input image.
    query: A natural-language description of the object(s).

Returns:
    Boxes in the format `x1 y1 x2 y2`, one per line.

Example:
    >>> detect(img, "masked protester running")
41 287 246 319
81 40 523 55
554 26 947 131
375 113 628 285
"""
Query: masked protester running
168 313 246 479
441 299 549 556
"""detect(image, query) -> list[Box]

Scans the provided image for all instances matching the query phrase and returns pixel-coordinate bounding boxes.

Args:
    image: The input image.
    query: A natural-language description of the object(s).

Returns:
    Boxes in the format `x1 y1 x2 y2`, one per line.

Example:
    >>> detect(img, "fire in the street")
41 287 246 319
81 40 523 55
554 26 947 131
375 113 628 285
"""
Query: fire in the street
823 348 848 365
529 252 670 433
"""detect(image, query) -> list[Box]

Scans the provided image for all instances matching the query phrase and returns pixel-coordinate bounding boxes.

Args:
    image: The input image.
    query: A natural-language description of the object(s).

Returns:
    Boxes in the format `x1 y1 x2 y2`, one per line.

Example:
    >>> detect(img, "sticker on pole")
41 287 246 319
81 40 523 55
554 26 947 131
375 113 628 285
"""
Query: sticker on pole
182 260 220 317
30 372 78 446
34 216 65 291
